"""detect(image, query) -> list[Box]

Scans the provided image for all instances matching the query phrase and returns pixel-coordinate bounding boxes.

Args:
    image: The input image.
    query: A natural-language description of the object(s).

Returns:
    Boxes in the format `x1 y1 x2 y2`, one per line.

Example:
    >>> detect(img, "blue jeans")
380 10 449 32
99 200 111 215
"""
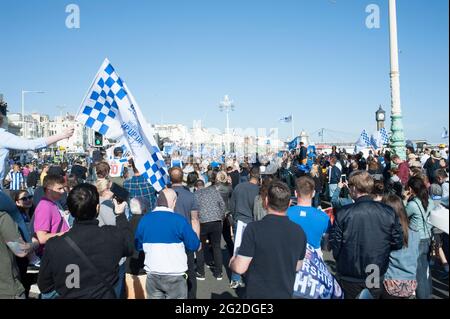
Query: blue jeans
357 288 374 299
40 290 59 299
114 263 126 299
416 238 432 299
329 184 338 199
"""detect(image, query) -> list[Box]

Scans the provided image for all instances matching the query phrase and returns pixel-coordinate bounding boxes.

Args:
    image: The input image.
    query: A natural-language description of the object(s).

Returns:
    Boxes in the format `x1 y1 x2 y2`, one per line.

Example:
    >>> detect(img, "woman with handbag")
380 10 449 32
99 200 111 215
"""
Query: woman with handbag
382 194 420 299
405 176 435 299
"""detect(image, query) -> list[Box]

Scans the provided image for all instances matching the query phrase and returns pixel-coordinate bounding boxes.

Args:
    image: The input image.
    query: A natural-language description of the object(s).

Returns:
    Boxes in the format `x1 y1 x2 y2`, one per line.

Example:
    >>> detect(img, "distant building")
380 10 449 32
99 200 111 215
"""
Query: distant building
6 111 283 156
8 113 42 139
45 114 93 153
8 112 93 153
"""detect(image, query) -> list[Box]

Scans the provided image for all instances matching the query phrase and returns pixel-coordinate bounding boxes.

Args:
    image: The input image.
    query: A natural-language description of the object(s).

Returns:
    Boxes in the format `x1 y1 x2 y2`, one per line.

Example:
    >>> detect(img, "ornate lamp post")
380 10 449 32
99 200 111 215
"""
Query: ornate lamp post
388 0 406 159
219 95 235 153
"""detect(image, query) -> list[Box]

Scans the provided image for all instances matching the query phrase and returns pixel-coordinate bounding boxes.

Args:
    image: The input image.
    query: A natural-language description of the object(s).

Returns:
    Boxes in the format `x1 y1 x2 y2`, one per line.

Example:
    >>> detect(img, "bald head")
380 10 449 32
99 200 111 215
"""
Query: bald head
169 167 184 184
156 188 177 210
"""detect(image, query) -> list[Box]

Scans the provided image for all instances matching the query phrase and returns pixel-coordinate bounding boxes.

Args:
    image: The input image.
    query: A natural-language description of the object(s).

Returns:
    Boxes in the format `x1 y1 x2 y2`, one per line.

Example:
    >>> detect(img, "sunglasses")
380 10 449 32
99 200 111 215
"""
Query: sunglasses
19 195 33 201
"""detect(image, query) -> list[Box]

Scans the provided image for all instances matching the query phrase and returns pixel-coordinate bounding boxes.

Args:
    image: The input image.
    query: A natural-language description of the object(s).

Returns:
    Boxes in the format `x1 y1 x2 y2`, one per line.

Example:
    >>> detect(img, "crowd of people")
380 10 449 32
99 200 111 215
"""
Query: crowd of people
0 130 449 299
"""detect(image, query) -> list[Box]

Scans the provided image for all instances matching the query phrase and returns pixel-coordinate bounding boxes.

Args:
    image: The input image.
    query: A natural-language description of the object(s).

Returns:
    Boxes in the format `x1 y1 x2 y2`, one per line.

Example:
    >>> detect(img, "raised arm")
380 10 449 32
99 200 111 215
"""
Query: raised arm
1 127 74 151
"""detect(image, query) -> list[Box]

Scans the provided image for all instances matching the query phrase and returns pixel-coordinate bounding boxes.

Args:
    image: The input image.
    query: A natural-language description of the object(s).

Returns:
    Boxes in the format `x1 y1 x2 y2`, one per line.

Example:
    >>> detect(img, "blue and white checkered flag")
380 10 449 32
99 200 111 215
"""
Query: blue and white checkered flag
360 129 371 146
354 129 371 153
379 128 390 145
77 58 169 191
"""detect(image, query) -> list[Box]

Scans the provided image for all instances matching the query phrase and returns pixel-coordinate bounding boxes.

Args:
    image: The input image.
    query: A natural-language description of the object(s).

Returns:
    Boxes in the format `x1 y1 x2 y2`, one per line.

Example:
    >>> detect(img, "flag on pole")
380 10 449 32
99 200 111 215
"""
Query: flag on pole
287 136 299 150
76 58 169 191
359 129 371 147
354 129 371 153
442 127 449 139
379 127 390 145
370 128 389 150
280 115 292 123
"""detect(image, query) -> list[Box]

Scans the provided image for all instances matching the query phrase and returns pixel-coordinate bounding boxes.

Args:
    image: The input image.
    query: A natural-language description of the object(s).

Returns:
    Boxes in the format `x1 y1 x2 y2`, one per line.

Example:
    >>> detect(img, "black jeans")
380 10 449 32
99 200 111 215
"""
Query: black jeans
186 251 197 299
339 279 383 299
196 221 223 277
222 215 234 257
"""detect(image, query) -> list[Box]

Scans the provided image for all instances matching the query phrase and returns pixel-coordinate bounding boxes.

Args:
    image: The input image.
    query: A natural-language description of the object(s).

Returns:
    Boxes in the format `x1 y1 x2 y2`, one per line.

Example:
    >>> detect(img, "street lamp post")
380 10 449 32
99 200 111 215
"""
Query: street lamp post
388 0 406 159
21 90 45 137
219 95 235 154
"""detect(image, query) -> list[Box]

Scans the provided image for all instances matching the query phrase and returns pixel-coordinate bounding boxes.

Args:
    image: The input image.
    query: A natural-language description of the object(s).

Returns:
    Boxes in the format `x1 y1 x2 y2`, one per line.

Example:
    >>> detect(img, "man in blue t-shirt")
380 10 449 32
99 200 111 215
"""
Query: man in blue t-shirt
287 176 331 251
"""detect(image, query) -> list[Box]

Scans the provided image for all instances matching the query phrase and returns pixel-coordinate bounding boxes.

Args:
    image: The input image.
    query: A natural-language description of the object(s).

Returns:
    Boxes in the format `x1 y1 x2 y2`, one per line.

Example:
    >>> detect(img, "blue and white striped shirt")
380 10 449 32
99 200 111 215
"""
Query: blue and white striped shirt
9 171 24 190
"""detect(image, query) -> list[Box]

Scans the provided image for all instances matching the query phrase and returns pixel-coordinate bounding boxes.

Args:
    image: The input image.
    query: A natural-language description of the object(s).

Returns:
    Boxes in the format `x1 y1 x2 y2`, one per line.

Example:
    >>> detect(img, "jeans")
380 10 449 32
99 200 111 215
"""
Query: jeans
339 280 383 299
40 290 59 299
196 221 223 277
222 215 234 257
416 238 432 299
186 251 197 299
329 184 338 199
146 273 187 299
114 263 126 299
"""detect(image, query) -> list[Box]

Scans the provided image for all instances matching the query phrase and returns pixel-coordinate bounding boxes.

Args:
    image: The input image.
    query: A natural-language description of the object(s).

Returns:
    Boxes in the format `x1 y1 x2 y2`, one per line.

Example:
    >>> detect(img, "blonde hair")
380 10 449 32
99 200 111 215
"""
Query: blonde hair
95 179 111 195
310 164 319 178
